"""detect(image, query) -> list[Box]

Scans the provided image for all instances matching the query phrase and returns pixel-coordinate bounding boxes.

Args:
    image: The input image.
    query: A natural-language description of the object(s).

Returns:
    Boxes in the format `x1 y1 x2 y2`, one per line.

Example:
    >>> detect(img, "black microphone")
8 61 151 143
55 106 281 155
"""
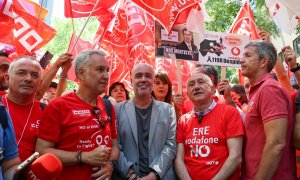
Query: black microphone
198 112 204 124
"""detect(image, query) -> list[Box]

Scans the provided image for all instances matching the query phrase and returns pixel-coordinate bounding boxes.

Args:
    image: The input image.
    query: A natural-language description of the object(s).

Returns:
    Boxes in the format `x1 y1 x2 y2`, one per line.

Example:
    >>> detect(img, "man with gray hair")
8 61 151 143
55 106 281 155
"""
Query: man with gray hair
0 56 44 162
115 63 177 179
175 71 244 179
241 41 296 179
36 49 119 179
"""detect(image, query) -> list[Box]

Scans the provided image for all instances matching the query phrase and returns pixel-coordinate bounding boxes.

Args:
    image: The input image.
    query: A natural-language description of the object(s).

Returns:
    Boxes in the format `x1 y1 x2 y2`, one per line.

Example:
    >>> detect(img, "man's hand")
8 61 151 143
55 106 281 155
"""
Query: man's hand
218 80 231 99
60 60 72 78
173 94 185 110
258 29 271 42
282 46 297 69
219 80 236 107
138 172 157 180
53 53 73 69
82 145 111 166
91 162 113 180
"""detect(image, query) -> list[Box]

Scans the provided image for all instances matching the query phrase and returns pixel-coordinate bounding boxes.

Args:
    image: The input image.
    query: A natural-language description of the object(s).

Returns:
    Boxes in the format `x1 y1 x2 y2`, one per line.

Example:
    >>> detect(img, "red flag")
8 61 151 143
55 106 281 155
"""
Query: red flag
155 58 196 92
100 0 156 87
67 34 93 81
131 0 201 33
0 0 57 55
228 1 259 40
64 0 117 18
175 4 201 25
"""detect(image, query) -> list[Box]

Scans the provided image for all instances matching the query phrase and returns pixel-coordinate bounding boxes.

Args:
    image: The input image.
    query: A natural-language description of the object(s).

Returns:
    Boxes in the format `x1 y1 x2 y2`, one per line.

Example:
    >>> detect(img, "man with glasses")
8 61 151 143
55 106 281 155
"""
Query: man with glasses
115 63 177 179
36 50 119 179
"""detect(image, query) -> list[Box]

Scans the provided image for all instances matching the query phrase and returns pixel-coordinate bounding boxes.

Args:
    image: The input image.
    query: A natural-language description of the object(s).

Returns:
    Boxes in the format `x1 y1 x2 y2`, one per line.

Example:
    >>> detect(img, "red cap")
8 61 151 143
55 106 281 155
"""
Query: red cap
27 153 62 180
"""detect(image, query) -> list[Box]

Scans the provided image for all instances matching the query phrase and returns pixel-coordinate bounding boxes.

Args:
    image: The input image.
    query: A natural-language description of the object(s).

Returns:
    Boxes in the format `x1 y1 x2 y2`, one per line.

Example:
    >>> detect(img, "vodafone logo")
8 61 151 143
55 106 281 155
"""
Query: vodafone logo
231 47 241 56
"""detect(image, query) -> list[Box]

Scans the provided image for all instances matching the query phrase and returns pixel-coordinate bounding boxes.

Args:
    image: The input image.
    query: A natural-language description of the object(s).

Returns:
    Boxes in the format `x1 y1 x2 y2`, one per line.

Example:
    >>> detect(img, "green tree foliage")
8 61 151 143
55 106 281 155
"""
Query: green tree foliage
42 17 98 57
205 0 279 36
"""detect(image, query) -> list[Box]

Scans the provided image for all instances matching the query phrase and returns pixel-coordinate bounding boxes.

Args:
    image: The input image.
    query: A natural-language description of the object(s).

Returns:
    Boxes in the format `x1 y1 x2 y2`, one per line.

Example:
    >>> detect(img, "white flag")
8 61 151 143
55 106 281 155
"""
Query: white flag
265 0 299 35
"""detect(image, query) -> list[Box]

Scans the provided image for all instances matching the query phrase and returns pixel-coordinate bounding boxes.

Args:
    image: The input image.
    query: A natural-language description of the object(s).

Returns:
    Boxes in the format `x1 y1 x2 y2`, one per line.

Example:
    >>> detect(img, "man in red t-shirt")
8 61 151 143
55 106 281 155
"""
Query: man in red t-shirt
1 56 44 161
36 50 119 180
0 51 10 95
175 71 244 179
241 41 296 180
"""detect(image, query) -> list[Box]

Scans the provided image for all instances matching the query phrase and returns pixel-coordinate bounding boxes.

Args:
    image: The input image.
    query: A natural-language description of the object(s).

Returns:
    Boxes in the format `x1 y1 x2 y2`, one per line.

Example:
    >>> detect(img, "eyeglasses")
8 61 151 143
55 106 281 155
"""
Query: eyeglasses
92 107 106 129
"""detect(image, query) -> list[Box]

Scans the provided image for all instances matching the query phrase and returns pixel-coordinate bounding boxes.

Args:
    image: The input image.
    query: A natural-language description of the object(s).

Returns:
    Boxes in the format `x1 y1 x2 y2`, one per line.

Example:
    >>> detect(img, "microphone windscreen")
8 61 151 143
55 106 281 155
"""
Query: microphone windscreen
27 153 62 180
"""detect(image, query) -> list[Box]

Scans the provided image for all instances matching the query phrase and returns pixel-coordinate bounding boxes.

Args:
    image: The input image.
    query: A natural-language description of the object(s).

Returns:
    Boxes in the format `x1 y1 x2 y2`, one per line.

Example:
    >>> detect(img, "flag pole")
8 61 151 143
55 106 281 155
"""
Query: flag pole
35 0 44 28
279 29 286 46
70 0 100 53
92 0 121 49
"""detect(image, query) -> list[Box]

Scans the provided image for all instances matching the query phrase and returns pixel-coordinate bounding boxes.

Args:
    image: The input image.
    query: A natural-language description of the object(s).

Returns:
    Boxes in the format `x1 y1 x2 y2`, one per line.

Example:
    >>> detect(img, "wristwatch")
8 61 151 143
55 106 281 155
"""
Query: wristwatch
290 63 300 73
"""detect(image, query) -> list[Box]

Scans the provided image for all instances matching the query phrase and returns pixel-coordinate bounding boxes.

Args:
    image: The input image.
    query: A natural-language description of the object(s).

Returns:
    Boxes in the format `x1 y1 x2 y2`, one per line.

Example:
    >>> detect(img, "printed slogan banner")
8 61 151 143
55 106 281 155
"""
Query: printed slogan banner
155 23 199 61
198 31 249 68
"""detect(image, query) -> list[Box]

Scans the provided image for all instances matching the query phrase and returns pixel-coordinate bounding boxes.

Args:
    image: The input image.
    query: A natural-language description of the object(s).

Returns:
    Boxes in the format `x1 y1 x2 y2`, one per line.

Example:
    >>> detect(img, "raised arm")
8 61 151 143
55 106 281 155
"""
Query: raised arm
35 53 73 100
283 46 300 86
55 60 72 98
259 30 293 93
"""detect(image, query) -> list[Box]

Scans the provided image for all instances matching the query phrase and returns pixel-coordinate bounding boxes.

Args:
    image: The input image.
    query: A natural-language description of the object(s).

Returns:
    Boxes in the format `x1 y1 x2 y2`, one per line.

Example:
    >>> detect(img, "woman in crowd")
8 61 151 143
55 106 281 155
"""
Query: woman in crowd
109 81 130 103
231 84 248 110
152 71 172 104
152 71 185 120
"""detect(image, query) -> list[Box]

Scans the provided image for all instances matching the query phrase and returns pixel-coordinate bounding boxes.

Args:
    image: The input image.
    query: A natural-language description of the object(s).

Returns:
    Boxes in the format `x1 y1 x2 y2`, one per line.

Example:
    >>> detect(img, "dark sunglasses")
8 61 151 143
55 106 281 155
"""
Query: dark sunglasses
92 107 106 129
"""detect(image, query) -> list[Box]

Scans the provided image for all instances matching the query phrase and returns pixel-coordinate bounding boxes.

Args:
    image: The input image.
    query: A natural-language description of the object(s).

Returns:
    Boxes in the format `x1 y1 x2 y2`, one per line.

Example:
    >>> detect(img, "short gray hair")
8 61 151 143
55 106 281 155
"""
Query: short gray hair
188 71 213 87
74 49 107 78
8 56 41 76
245 41 277 72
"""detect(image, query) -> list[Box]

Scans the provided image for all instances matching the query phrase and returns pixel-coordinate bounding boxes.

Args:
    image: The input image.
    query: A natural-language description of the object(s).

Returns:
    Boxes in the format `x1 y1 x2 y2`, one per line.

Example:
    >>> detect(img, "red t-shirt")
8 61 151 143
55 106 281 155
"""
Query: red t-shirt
177 103 244 179
1 96 43 161
242 74 296 180
38 92 118 180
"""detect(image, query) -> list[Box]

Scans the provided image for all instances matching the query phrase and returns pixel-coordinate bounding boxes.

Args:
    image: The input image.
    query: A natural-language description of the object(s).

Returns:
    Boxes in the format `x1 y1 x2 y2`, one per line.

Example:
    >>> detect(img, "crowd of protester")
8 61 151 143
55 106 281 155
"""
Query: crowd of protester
2 24 300 180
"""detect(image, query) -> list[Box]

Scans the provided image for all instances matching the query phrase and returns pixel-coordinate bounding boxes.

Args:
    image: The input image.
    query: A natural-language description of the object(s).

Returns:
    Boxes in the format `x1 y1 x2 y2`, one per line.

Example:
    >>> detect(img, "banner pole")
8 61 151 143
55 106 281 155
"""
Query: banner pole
70 0 100 53
175 60 182 95
92 0 121 49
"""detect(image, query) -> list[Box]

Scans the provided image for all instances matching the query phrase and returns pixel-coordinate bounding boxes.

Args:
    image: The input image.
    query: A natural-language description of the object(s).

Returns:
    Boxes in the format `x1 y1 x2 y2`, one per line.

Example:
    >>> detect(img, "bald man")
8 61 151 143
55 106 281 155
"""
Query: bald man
115 63 177 180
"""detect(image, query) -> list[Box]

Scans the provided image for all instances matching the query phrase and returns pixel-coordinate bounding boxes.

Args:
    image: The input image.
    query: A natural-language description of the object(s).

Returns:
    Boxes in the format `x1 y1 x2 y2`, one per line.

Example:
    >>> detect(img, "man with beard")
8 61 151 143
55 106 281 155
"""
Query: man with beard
115 63 177 179
0 51 10 95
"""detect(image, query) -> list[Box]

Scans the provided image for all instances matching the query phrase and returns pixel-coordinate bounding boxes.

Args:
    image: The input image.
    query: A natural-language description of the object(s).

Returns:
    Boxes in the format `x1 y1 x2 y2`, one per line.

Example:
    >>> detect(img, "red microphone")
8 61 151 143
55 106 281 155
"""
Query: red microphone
26 153 62 180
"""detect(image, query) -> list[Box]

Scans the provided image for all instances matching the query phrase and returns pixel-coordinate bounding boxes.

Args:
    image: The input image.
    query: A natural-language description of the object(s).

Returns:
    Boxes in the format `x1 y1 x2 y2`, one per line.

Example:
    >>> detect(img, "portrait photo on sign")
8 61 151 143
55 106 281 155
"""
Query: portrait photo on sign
155 22 200 61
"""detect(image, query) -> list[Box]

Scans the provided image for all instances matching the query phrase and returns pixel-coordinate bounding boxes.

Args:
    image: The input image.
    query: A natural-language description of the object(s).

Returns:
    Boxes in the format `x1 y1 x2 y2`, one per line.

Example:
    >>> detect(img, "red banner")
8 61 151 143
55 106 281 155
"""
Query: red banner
67 34 93 81
228 1 259 40
64 0 117 18
156 58 196 92
99 0 155 88
0 0 56 55
131 0 201 33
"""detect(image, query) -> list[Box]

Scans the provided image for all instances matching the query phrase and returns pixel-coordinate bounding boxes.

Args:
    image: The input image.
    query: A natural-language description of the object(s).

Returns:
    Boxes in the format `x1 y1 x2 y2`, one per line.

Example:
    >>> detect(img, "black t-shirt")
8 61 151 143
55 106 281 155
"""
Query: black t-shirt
135 103 152 177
